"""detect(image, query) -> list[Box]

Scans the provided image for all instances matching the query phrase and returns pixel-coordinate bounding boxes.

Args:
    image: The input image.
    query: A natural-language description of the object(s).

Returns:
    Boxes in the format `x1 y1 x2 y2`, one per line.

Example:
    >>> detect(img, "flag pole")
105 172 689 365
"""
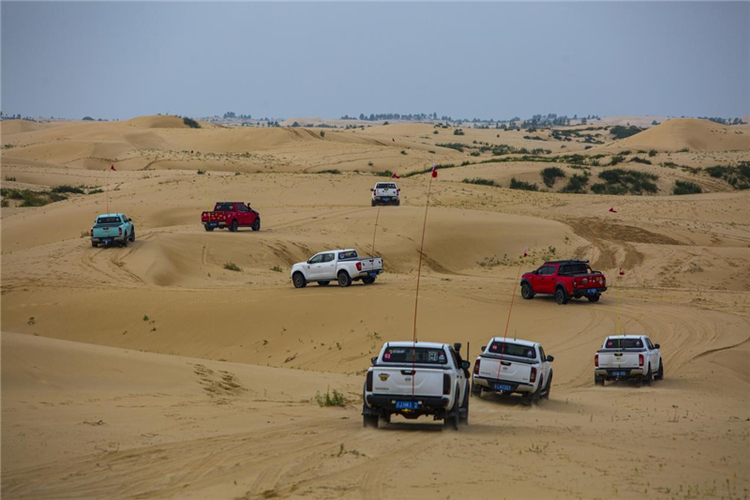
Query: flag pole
106 166 110 213
371 205 381 257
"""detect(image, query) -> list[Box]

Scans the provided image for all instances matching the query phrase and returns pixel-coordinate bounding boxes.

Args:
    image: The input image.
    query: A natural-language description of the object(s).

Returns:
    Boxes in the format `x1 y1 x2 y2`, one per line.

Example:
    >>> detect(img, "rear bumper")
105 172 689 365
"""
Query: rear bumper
572 287 607 295
596 367 645 379
372 197 399 203
356 269 383 278
91 236 125 243
473 376 534 394
365 394 450 415
204 221 228 226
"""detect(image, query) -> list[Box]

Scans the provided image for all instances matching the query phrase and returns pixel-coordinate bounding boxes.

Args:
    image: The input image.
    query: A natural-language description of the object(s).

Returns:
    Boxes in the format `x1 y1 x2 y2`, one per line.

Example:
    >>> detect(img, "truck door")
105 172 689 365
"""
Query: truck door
236 204 251 226
319 253 337 279
306 253 325 279
644 337 658 372
536 264 557 294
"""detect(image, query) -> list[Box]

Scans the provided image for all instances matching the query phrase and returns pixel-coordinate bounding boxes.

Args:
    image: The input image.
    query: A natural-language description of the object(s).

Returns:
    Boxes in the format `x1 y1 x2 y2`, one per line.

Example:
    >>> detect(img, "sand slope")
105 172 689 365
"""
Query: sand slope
611 118 750 152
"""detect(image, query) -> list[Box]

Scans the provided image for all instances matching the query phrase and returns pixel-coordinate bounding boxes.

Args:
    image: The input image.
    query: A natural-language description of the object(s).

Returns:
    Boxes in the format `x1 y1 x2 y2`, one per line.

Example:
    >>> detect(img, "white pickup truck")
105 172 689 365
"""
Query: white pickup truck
362 341 470 430
371 182 400 206
595 335 663 386
291 249 383 288
471 338 554 404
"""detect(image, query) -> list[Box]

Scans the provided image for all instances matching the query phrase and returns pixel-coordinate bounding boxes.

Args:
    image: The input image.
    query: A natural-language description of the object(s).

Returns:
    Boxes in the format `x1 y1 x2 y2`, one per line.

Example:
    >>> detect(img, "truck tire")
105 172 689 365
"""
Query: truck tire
395 199 400 206
337 271 352 287
531 378 542 404
554 286 569 305
204 224 214 232
371 200 376 207
655 361 664 380
459 385 469 425
471 382 481 397
317 281 330 286
230 219 238 232
121 234 128 248
362 403 379 428
643 365 652 386
588 294 600 303
594 375 605 386
542 373 552 400
362 277 375 285
91 241 98 248
521 282 534 300
292 272 307 288
129 228 136 242
252 218 260 232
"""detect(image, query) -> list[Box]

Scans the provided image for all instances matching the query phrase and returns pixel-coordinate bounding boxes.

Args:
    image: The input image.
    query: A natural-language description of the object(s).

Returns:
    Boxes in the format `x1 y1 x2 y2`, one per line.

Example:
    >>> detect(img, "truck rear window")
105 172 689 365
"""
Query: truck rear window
376 183 396 189
382 347 448 365
605 338 643 349
214 204 234 211
97 217 121 224
338 251 358 259
488 342 536 359
559 264 592 275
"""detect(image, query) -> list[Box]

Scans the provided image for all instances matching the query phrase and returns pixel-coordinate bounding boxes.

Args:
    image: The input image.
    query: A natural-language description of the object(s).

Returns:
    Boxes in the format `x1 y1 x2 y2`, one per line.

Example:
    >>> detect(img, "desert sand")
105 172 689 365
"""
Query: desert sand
2 116 749 499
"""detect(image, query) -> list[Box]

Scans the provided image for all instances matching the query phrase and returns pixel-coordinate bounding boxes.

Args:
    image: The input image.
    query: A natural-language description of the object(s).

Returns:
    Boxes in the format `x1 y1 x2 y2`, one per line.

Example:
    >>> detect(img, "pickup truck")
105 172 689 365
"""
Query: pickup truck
362 341 470 430
520 259 606 304
471 337 553 404
371 182 400 206
90 213 135 248
291 249 383 288
595 335 663 386
201 202 260 232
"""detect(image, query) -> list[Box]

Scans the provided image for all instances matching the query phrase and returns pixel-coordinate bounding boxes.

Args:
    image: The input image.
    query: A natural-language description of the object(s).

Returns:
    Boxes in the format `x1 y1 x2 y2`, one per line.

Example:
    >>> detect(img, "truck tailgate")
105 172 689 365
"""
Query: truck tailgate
598 351 640 368
359 257 383 271
372 367 444 397
478 356 532 383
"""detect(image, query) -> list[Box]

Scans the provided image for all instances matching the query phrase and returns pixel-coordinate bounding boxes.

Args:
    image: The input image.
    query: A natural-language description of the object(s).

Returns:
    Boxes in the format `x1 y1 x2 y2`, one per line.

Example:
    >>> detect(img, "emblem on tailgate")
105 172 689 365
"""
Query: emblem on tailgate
379 373 389 381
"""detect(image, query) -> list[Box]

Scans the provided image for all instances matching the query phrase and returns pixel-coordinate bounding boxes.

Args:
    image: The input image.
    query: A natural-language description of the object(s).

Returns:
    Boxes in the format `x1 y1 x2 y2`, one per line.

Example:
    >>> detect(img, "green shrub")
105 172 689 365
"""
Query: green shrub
597 169 658 194
0 188 67 206
453 129 464 136
51 185 85 194
315 387 346 407
678 147 689 153
462 178 498 187
673 180 702 195
400 150 407 155
318 169 341 174
540 167 566 187
224 262 242 272
610 125 641 140
509 178 539 191
183 117 201 128
560 173 590 193
270 265 283 272
648 149 658 157
630 157 652 165
197 170 206 175
437 143 464 153
705 163 750 189
4 176 16 181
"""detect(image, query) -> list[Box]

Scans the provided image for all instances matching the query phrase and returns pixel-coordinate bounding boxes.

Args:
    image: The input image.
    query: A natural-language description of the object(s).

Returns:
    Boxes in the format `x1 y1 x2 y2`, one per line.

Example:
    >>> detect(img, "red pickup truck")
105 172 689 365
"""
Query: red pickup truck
201 202 261 232
520 259 606 304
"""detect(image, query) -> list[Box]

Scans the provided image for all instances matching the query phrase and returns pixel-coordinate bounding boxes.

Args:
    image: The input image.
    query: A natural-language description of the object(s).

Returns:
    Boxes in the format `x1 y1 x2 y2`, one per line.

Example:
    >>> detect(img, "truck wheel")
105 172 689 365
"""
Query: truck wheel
337 271 352 287
362 277 375 285
588 294 600 303
444 413 459 430
204 224 214 232
371 200 376 207
531 378 542 404
252 218 260 232
594 375 604 386
395 200 400 206
542 373 552 400
643 366 652 386
91 241 98 248
459 386 469 425
554 287 569 305
230 220 238 232
521 282 534 300
363 414 379 428
292 272 307 288
317 281 330 286
121 235 128 248
655 361 664 380
471 382 481 397
129 228 136 242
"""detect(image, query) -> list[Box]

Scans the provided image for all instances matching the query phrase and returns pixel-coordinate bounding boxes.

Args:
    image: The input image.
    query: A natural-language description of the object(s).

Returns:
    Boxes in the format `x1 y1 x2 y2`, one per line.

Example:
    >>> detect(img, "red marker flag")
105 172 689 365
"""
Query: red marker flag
392 138 395 142
391 173 400 179
619 267 625 276
431 163 437 178
523 247 529 257
110 165 116 171
608 207 617 213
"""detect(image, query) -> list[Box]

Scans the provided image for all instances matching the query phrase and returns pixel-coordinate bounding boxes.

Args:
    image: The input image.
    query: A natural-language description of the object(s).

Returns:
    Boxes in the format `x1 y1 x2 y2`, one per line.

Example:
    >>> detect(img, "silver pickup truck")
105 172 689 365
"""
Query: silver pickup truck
362 341 470 430
291 249 383 288
595 335 663 386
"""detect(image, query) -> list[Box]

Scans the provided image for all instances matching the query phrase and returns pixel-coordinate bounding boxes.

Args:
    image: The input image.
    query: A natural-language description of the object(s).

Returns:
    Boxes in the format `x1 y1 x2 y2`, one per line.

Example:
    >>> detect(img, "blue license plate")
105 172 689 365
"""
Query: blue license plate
612 371 627 377
382 197 390 201
103 238 111 243
587 288 597 294
369 272 377 277
494 383 513 392
210 222 217 226
395 401 418 410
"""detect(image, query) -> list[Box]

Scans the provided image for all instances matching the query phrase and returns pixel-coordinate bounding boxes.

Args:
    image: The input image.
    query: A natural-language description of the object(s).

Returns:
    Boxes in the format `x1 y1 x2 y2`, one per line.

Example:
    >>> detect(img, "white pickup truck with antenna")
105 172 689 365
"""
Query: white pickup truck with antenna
471 337 554 405
594 335 663 386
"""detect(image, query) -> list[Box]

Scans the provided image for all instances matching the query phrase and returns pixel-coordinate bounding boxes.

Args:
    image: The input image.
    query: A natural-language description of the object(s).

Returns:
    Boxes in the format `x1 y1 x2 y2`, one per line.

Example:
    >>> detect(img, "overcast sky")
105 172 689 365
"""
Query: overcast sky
2 2 748 120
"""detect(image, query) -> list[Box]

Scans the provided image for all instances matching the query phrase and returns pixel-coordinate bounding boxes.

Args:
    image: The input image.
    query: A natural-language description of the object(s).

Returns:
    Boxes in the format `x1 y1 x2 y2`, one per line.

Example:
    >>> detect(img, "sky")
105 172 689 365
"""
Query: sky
2 1 748 121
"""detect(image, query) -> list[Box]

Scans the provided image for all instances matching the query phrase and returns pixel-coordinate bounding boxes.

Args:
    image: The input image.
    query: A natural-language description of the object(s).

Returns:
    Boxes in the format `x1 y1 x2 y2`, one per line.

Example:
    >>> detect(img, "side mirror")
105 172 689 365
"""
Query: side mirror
453 342 462 353
546 355 554 362
654 344 660 349
371 357 378 366
480 346 486 352
461 360 470 370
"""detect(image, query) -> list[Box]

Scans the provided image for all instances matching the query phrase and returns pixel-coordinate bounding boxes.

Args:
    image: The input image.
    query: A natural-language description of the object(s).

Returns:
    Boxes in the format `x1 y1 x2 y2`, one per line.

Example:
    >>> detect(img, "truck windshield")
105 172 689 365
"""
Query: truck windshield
487 342 536 359
382 347 448 365
558 263 592 275
605 338 643 349
97 217 121 224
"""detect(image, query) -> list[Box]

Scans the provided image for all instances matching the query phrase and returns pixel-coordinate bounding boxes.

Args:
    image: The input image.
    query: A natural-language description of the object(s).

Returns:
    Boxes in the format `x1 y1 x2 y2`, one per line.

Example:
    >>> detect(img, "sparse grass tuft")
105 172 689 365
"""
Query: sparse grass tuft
673 180 702 195
509 178 539 191
224 262 242 272
270 265 283 273
462 177 498 187
315 387 346 407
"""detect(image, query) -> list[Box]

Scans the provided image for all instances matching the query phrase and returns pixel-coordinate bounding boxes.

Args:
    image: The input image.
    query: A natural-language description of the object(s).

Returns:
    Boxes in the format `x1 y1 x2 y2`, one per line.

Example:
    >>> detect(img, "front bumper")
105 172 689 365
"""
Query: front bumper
473 376 534 394
365 394 450 415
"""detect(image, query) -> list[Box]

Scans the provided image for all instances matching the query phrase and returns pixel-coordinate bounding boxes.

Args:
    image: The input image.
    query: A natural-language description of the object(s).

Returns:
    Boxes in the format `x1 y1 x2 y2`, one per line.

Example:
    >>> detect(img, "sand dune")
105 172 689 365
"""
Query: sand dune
2 116 749 499
610 118 750 152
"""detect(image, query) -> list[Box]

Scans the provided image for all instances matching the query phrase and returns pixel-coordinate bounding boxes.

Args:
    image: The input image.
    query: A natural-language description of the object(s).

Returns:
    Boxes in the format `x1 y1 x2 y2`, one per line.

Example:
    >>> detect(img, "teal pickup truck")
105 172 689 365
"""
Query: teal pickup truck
90 213 135 248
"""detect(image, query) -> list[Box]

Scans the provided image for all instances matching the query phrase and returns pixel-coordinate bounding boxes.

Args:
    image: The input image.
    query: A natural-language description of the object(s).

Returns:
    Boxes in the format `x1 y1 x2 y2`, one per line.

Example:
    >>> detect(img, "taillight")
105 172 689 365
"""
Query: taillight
443 374 451 395
473 359 480 376
639 354 644 367
356 262 362 271
595 354 599 367
118 227 122 235
366 371 373 392
530 367 537 383
90 229 93 237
